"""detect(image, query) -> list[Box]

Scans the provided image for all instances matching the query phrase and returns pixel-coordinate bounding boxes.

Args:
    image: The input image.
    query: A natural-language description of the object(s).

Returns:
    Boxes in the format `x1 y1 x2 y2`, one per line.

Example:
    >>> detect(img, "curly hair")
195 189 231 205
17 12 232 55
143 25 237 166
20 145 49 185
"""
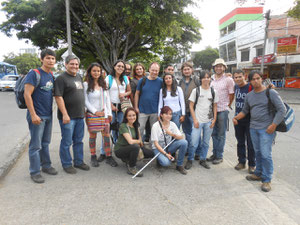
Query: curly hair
85 63 107 93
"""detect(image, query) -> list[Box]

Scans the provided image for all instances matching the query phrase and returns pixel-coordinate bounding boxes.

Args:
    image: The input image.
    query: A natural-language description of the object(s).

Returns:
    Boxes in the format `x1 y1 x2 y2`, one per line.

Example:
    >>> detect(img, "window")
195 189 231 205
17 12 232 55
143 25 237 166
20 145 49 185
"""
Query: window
228 22 236 33
219 44 228 62
227 41 237 61
241 50 250 62
220 28 227 37
256 48 263 57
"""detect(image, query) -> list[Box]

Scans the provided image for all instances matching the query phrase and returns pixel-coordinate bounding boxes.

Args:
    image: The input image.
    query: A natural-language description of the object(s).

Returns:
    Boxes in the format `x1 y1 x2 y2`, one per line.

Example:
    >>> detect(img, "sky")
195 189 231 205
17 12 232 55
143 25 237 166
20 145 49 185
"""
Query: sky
0 0 296 61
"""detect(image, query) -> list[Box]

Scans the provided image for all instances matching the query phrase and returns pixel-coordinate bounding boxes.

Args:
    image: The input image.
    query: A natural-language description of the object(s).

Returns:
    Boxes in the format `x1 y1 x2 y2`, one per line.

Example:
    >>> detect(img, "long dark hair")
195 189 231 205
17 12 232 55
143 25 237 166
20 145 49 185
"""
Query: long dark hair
122 107 140 139
248 70 262 81
86 63 107 93
162 73 178 98
110 60 126 86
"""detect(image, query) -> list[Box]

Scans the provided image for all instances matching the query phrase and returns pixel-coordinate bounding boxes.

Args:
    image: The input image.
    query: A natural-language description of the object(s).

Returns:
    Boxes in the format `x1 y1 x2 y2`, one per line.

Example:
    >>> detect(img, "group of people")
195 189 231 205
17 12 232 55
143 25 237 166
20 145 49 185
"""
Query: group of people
24 49 286 193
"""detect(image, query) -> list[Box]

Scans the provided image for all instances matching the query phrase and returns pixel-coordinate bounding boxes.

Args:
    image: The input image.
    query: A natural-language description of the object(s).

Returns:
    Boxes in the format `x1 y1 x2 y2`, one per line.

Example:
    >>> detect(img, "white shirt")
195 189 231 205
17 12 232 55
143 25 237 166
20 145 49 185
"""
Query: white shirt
158 87 186 115
105 76 127 104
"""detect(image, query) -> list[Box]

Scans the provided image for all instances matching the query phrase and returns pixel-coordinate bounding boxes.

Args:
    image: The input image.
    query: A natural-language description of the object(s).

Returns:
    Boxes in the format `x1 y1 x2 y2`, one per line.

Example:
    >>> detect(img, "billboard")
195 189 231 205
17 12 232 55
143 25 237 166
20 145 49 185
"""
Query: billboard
277 37 298 54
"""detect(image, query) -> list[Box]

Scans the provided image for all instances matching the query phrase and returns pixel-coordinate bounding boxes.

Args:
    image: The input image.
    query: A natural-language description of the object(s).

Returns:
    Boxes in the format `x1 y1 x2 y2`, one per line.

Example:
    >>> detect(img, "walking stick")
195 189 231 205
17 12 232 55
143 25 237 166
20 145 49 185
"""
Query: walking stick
132 138 176 179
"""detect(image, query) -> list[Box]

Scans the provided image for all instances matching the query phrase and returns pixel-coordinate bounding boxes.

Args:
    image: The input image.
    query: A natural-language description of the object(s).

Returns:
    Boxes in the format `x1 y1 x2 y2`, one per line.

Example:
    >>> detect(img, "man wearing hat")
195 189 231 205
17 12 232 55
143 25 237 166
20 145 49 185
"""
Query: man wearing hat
208 58 234 164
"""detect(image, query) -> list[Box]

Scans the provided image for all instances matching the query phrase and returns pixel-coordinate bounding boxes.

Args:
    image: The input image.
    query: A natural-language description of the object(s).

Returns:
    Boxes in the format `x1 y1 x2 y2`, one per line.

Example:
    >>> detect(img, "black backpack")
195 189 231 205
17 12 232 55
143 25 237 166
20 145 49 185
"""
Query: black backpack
193 86 215 119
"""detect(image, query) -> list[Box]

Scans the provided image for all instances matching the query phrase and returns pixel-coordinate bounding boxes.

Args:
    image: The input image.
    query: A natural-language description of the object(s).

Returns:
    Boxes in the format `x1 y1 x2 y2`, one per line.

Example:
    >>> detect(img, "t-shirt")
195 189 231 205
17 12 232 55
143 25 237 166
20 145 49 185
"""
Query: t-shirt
234 83 251 123
151 121 181 149
137 77 163 114
158 87 185 115
54 72 85 120
114 123 137 151
24 68 54 116
189 87 219 123
105 75 127 104
130 77 140 98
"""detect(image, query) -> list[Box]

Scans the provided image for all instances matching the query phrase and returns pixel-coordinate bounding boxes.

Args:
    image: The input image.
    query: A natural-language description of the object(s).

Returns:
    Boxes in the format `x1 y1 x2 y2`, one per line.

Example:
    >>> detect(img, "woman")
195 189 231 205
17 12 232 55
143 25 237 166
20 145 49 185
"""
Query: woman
158 73 185 128
151 106 188 175
114 107 153 177
130 63 146 107
83 63 118 167
105 60 132 143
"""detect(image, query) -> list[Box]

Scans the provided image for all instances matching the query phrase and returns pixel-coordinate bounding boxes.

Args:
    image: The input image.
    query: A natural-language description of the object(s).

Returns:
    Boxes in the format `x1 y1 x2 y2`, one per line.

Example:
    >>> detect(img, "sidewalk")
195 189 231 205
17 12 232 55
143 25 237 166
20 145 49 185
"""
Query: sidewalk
0 112 300 224
276 88 300 104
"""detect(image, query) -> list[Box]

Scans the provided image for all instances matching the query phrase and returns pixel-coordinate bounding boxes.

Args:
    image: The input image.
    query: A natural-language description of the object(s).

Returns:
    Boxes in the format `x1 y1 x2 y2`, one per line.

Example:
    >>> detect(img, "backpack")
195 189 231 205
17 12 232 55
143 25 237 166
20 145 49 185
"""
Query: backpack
15 69 53 109
194 86 215 111
108 75 129 89
266 88 295 132
138 76 147 96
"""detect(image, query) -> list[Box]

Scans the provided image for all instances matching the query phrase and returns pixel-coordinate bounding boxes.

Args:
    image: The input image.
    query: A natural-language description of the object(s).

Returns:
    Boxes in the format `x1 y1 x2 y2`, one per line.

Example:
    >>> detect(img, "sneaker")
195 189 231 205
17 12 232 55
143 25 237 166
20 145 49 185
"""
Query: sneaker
212 158 223 165
176 166 187 175
248 166 255 174
199 160 210 169
184 160 193 170
194 155 200 161
97 154 106 162
74 163 90 171
106 156 118 167
206 154 216 162
42 167 58 175
31 174 45 183
127 166 143 177
63 166 77 174
234 163 246 170
91 155 99 167
261 182 271 192
246 174 262 181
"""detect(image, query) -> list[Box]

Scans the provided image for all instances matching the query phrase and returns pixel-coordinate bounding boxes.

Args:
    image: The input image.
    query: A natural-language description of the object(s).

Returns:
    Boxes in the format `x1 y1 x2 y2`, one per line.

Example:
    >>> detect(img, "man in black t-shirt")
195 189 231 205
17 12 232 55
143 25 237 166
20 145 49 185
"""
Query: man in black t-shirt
54 55 90 174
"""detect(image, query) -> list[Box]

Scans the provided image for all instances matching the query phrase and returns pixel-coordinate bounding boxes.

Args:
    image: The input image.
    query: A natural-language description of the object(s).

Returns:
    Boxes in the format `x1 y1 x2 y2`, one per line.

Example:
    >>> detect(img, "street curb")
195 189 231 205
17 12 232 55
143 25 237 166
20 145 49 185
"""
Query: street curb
0 133 30 180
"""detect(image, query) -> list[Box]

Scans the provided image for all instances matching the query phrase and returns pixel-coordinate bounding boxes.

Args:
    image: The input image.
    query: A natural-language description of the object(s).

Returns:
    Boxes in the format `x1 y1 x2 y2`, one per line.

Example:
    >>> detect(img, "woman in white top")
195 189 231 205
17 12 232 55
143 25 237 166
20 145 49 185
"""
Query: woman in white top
105 60 131 143
84 63 118 167
158 73 185 128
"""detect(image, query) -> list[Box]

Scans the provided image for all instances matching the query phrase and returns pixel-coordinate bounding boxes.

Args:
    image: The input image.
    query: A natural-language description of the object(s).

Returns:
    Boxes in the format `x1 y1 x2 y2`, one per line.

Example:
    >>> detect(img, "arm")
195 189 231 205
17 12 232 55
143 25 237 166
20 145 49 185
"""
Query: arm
24 84 41 125
83 83 98 114
119 81 132 99
154 140 174 161
134 90 140 113
189 101 199 128
55 96 70 124
178 87 185 122
122 132 142 145
232 112 246 125
210 103 217 128
228 93 234 109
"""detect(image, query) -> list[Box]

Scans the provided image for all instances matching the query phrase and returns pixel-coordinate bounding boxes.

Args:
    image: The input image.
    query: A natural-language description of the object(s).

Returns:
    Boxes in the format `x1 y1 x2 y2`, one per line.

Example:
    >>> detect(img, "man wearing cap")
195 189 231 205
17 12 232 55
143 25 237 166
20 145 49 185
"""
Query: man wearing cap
208 58 234 165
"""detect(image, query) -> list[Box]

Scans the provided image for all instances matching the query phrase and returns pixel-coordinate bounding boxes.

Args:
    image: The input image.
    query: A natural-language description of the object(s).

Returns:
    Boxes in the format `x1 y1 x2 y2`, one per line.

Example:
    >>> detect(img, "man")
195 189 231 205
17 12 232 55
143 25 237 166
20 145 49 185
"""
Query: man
125 62 132 77
164 64 174 75
134 62 163 138
233 69 255 173
233 70 285 192
24 49 57 183
208 58 234 165
54 55 90 174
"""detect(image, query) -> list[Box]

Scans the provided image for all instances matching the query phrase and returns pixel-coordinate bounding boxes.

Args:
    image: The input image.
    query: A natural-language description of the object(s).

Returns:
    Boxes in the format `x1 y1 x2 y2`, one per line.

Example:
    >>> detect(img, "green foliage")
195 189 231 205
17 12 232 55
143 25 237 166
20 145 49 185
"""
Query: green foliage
288 1 300 19
193 47 219 70
3 52 41 75
0 0 201 71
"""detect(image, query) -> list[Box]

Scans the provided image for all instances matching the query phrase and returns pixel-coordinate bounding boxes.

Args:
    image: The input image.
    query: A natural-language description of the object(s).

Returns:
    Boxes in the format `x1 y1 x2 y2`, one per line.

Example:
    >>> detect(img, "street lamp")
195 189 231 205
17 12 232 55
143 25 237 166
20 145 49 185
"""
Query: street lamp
66 0 72 56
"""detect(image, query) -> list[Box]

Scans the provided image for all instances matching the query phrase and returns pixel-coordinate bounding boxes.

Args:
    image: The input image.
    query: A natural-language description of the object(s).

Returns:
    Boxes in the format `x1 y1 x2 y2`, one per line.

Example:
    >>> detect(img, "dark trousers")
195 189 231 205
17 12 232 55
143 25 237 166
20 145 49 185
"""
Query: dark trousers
115 144 139 167
234 122 255 167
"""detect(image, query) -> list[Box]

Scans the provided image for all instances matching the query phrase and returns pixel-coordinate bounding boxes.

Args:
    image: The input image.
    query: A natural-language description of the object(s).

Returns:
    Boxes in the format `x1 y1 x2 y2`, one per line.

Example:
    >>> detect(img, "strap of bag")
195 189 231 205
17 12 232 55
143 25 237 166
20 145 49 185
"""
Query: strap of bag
158 121 168 147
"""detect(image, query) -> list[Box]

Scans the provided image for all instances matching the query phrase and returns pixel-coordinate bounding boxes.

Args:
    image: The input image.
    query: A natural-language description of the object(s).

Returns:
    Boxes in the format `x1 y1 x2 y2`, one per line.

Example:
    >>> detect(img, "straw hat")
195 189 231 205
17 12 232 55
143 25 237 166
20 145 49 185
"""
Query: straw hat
212 58 227 69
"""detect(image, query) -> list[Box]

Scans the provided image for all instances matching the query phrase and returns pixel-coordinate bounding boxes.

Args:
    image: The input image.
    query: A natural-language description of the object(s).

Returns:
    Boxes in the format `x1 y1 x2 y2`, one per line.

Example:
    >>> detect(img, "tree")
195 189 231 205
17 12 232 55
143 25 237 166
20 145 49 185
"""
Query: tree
0 0 202 72
288 1 300 19
193 47 219 70
3 53 41 75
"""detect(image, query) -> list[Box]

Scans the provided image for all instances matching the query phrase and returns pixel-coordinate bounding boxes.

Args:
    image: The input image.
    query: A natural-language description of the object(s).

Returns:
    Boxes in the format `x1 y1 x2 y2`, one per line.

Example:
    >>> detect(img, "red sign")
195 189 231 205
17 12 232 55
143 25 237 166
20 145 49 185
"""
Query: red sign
277 37 298 53
285 77 300 88
252 53 276 64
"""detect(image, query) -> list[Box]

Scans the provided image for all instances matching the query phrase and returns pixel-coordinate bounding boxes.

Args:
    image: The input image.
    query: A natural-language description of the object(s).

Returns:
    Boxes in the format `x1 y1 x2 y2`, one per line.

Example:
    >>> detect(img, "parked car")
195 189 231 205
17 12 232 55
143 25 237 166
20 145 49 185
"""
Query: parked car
0 75 19 91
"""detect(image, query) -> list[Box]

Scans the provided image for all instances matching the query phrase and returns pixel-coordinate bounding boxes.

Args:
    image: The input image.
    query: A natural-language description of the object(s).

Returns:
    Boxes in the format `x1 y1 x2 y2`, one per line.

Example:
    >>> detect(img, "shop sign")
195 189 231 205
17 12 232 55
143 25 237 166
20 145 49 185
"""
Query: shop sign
252 53 276 64
277 37 298 54
285 77 300 88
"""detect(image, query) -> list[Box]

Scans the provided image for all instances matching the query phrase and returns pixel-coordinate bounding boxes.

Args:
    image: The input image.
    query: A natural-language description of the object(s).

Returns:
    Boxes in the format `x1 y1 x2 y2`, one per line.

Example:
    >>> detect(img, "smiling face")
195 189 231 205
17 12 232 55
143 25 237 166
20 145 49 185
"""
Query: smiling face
90 66 101 80
214 64 225 76
161 110 172 122
114 62 125 76
165 66 174 75
65 59 80 76
201 73 211 86
182 66 193 77
125 64 132 75
149 63 160 79
126 110 137 125
233 72 246 87
135 65 144 77
164 74 173 86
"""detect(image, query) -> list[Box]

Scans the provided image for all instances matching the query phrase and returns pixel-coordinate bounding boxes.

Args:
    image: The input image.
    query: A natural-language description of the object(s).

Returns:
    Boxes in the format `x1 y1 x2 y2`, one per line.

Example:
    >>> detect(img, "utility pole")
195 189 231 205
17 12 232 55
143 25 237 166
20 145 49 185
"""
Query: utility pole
260 9 271 74
66 0 72 56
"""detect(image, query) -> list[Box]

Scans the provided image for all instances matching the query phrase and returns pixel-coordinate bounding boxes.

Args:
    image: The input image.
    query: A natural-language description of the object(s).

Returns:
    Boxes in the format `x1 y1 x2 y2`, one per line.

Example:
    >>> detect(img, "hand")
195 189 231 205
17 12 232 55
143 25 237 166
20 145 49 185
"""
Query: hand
193 120 199 128
266 123 276 134
210 120 216 128
63 114 70 124
95 111 105 117
112 105 118 112
108 115 112 122
119 92 126 100
166 153 174 161
139 141 144 148
232 118 238 126
31 114 41 125
134 107 139 114
179 115 185 123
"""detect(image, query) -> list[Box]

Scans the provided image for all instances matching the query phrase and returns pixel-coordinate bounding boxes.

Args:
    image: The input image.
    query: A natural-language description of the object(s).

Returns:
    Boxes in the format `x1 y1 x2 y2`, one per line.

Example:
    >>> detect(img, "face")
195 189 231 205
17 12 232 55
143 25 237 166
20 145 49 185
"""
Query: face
135 66 144 76
65 59 79 76
161 110 172 122
182 66 193 77
125 64 131 75
114 62 125 75
90 66 101 80
233 73 246 86
149 64 160 79
41 54 56 69
214 64 225 75
126 110 137 124
164 74 173 86
201 74 211 85
165 66 174 75
250 73 263 88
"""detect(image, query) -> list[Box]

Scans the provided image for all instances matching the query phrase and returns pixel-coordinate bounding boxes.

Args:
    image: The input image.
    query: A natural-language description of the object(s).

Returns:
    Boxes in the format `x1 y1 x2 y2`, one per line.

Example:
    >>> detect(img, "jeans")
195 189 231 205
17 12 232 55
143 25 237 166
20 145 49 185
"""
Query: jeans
212 110 229 159
139 113 158 138
234 122 255 167
250 128 275 183
189 121 213 161
59 118 84 168
112 110 124 143
172 111 182 128
153 139 187 166
182 112 192 149
26 112 53 175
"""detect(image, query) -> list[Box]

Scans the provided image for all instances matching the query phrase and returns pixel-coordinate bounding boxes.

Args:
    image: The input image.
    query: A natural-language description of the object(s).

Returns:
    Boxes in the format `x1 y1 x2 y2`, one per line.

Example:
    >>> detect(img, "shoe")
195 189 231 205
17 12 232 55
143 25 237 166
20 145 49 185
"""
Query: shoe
199 160 210 169
234 163 246 170
194 155 200 161
91 155 99 167
42 167 58 175
176 166 187 175
97 154 106 162
246 174 262 181
31 174 45 183
261 182 271 192
184 160 193 170
127 166 143 177
206 154 216 162
212 158 223 164
74 163 90 171
248 166 255 174
63 166 77 174
106 156 118 167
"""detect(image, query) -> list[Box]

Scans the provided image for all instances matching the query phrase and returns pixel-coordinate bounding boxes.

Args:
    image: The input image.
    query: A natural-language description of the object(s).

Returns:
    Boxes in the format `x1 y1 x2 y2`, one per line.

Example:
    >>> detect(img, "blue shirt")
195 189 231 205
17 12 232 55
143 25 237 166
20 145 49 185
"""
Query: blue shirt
137 77 162 114
24 68 54 116
235 83 251 123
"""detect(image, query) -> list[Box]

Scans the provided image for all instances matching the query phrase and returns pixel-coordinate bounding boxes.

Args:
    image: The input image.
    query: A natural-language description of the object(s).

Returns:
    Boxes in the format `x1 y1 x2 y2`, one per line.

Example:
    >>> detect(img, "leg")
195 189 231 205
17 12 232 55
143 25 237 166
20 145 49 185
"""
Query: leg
167 139 188 166
89 132 97 156
234 123 247 165
153 149 171 167
138 113 149 138
188 124 201 161
40 116 53 170
111 111 118 143
72 119 85 166
246 124 256 167
212 111 228 159
171 111 181 128
115 144 139 167
250 128 262 177
59 120 75 168
182 112 192 149
144 119 151 142
199 122 213 161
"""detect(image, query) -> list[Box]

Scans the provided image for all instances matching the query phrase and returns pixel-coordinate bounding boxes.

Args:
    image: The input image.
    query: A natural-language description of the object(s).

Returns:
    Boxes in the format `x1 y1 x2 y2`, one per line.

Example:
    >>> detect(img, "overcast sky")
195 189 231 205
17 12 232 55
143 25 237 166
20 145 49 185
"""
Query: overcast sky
0 0 296 61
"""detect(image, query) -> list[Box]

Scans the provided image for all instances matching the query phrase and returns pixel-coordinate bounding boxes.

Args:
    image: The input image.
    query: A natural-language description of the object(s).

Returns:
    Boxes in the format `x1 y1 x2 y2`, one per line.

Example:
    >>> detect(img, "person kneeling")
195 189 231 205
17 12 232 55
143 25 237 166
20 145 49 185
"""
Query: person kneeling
151 106 188 175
